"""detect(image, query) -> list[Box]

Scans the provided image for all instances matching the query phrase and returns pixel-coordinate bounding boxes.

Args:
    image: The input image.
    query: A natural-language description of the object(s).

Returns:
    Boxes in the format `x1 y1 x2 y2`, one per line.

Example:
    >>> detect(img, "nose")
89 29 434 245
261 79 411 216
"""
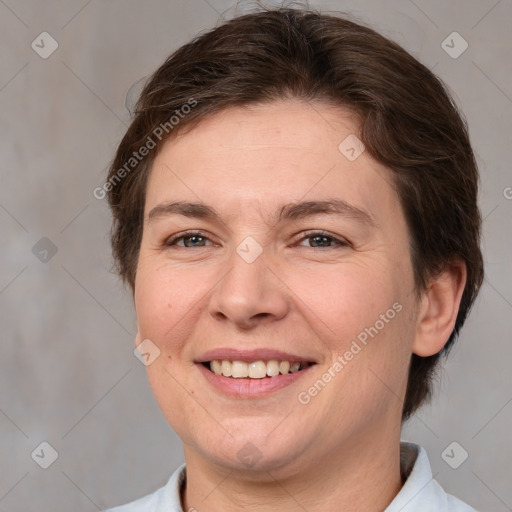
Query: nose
208 244 290 330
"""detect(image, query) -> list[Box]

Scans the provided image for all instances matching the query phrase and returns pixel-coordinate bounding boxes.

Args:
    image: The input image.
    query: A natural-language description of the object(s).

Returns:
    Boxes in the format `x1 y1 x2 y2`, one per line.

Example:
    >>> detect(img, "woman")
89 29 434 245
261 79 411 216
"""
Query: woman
103 7 483 511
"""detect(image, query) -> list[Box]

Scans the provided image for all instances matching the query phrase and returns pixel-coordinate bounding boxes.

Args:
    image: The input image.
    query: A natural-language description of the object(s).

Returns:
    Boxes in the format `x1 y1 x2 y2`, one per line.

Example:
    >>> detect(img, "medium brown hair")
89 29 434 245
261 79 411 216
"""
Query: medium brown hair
106 7 484 420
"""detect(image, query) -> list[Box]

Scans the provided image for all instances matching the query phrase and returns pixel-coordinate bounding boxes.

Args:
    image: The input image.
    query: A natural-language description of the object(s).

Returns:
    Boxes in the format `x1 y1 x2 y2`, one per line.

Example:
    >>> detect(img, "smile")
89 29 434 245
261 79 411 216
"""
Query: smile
195 348 318 397
205 360 314 379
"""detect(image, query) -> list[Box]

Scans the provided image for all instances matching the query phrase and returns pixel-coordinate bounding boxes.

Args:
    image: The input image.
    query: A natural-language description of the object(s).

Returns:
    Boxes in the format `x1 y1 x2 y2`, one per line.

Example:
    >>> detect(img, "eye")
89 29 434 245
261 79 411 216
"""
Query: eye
164 231 214 248
297 230 349 249
163 230 349 250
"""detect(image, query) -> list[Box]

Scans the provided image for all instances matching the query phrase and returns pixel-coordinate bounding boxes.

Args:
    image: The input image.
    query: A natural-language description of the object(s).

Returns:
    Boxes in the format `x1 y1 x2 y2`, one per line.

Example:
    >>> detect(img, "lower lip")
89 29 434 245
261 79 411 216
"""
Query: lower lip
196 363 315 398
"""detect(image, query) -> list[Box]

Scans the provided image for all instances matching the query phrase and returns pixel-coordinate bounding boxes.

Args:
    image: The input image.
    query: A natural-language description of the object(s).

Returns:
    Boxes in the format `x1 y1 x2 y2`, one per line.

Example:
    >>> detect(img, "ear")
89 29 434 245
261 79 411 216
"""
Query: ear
135 329 141 347
413 260 467 357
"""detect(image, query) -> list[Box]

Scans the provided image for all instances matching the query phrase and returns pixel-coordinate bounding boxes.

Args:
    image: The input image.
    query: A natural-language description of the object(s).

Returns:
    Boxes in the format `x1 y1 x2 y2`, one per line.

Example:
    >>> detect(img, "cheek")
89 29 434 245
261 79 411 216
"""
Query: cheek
286 260 400 348
135 266 168 340
134 258 209 352
134 259 209 430
302 268 413 427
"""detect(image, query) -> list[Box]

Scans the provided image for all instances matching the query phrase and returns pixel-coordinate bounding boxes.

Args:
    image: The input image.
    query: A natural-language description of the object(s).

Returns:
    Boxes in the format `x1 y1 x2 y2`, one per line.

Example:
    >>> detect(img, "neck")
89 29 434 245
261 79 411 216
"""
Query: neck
182 427 403 512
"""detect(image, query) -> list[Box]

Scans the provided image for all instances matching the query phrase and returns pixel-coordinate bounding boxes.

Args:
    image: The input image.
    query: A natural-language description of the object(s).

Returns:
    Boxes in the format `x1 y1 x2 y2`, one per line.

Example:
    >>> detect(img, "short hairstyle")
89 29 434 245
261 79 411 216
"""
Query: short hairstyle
106 7 484 420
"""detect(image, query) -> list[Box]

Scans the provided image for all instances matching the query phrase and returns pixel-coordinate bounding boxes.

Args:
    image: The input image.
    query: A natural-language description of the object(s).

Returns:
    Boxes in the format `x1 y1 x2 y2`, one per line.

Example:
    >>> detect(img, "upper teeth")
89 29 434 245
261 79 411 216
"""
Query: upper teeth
209 360 305 378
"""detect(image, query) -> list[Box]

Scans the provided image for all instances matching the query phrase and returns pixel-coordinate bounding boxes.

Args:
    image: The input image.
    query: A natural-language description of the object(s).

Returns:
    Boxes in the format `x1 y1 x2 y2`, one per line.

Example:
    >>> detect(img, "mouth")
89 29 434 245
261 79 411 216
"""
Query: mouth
202 359 315 379
195 349 318 397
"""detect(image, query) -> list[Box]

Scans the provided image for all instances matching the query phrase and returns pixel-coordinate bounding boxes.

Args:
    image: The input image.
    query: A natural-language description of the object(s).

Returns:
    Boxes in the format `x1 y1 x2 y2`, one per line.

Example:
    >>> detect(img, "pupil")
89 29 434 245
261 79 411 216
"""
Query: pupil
185 236 203 247
312 236 329 247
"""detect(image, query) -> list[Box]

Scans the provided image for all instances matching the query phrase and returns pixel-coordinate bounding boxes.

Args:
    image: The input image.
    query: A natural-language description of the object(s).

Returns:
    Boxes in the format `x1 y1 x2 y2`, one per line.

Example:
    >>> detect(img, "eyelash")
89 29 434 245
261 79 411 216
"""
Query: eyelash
164 230 350 249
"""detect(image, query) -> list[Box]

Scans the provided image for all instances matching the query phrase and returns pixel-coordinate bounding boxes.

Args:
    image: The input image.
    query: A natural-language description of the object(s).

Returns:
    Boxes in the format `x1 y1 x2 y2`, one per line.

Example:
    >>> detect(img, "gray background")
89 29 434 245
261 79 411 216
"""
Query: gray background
1 0 511 510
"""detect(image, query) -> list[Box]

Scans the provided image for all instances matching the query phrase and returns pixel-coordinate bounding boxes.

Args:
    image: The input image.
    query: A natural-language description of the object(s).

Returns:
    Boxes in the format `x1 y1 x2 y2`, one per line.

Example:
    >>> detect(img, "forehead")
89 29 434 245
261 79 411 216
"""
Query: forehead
145 99 399 224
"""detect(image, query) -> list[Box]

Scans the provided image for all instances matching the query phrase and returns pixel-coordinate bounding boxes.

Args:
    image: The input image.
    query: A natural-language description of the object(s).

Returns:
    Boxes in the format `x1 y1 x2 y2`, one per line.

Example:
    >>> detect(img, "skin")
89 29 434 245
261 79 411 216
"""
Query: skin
134 99 466 512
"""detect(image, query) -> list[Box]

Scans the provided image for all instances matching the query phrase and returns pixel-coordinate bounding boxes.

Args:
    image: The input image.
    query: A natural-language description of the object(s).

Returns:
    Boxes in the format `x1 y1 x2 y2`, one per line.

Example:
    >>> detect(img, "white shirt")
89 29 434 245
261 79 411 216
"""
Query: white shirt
104 442 477 511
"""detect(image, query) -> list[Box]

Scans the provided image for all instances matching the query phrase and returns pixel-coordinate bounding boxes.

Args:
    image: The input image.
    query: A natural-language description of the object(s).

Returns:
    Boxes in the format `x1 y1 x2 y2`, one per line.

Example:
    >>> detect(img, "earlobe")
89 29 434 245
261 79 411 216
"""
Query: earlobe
412 261 467 357
135 329 141 347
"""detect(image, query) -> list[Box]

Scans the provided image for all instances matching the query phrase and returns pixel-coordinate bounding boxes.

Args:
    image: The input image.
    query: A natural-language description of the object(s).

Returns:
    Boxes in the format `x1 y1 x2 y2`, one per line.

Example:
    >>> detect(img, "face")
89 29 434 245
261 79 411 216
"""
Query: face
134 99 419 476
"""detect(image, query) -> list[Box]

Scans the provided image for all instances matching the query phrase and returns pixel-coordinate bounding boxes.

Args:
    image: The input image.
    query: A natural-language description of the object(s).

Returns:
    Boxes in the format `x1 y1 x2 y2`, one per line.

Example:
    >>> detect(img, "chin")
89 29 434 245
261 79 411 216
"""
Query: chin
187 422 315 476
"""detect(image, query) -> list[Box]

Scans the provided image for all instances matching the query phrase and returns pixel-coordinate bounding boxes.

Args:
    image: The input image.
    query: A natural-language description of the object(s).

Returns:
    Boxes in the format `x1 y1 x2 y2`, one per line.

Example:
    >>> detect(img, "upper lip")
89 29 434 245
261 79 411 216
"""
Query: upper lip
195 348 318 364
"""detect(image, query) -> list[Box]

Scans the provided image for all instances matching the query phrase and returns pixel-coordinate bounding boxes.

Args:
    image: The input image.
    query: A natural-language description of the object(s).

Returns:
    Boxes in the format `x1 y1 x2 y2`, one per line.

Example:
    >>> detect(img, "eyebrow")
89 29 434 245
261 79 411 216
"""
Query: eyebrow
147 199 376 227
